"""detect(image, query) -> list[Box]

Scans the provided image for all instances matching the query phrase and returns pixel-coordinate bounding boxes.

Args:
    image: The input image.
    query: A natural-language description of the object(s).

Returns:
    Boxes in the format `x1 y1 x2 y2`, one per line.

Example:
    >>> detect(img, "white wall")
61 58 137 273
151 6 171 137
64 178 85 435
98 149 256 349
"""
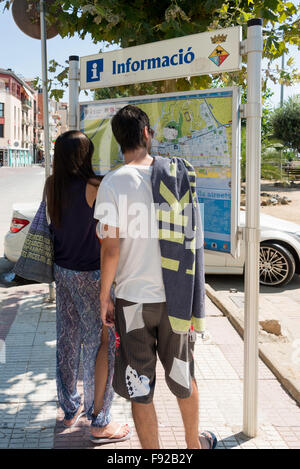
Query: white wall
0 80 23 150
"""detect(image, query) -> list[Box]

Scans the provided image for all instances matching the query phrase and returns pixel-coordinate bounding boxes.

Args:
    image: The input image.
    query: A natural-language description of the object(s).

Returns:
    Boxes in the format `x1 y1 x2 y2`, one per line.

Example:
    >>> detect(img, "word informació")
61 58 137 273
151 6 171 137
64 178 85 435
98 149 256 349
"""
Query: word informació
112 47 195 75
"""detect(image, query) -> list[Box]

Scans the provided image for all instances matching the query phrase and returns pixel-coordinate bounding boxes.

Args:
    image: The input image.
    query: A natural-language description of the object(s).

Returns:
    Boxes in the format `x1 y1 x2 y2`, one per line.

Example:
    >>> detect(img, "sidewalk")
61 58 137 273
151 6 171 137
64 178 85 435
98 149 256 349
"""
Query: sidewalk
0 283 300 449
206 275 300 405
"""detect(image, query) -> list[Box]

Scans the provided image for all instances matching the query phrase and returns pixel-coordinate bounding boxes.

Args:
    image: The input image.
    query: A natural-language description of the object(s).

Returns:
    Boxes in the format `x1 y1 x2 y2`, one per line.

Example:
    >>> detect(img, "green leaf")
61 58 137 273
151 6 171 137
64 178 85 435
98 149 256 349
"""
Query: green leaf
50 89 65 101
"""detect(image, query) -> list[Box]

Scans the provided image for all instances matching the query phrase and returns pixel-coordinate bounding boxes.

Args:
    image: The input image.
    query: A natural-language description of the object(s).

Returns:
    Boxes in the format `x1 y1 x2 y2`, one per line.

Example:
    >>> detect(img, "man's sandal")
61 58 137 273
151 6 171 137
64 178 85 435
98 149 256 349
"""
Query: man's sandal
199 431 218 449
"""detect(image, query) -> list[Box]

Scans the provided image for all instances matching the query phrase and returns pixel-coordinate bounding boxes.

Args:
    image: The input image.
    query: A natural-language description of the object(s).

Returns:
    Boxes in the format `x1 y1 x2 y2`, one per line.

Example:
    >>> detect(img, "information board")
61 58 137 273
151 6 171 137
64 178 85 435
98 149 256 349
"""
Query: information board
80 26 242 90
79 88 240 256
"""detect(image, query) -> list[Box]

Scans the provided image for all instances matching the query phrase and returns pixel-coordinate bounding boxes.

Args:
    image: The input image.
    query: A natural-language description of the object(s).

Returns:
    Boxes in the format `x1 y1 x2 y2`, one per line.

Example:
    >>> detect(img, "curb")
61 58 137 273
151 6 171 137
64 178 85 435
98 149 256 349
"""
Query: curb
205 282 300 406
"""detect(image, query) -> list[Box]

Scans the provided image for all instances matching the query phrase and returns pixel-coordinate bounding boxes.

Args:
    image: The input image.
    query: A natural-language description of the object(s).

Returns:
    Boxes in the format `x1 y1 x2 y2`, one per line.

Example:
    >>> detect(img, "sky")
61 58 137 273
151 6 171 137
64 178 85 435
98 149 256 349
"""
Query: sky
0 6 299 106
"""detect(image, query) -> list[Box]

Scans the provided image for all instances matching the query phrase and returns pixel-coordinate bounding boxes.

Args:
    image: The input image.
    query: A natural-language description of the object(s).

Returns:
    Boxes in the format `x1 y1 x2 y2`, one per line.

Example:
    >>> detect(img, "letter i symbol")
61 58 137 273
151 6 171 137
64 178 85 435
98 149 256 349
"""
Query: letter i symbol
91 63 98 79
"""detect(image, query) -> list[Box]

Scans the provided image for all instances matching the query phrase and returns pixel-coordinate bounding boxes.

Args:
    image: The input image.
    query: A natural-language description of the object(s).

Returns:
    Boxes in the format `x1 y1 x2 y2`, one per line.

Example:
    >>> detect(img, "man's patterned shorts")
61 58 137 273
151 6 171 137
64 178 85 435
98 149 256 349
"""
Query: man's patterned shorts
113 299 196 404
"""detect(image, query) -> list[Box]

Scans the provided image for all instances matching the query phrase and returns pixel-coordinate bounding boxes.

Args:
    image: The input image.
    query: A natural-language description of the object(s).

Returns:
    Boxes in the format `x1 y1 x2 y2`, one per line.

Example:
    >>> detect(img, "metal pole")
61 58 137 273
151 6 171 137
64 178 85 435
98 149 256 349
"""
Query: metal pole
280 52 284 180
243 18 263 437
280 52 284 107
40 0 55 302
40 0 51 178
68 56 80 130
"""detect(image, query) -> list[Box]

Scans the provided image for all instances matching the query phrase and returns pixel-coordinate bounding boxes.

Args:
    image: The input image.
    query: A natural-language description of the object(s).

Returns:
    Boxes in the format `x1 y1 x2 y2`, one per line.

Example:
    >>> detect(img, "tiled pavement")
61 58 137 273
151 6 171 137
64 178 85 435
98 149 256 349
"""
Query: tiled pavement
0 283 300 449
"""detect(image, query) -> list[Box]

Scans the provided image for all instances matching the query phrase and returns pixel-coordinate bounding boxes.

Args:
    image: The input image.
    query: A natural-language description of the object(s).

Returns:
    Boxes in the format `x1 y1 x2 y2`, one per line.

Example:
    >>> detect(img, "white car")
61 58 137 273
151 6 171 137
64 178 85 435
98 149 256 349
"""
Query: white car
4 203 300 287
205 210 300 286
4 202 40 263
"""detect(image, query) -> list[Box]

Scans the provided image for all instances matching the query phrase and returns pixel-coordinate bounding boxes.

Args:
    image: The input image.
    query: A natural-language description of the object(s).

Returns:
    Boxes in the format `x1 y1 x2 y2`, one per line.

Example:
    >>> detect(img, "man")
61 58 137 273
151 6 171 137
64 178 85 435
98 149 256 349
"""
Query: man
94 105 216 449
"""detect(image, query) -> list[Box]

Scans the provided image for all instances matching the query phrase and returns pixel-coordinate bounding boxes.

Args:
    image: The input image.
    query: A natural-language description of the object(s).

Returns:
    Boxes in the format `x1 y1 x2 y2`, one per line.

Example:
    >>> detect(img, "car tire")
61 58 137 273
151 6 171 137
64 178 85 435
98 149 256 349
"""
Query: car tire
259 242 296 287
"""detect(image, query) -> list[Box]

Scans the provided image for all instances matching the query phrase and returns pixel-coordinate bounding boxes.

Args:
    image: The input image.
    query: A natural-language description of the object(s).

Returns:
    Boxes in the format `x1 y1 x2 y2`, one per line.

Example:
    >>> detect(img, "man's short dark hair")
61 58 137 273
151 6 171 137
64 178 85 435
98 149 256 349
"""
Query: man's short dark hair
111 105 151 153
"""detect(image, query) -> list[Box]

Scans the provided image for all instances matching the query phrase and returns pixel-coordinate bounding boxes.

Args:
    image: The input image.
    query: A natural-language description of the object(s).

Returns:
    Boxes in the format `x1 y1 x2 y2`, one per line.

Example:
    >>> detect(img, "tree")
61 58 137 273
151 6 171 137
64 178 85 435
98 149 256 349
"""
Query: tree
271 95 300 152
2 0 299 99
240 127 283 181
240 89 285 181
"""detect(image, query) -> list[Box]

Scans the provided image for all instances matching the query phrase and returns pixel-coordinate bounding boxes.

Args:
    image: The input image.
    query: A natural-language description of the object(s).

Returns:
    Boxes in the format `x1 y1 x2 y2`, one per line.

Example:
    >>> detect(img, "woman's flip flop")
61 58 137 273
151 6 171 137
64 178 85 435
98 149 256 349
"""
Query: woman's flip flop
90 425 131 445
63 406 86 428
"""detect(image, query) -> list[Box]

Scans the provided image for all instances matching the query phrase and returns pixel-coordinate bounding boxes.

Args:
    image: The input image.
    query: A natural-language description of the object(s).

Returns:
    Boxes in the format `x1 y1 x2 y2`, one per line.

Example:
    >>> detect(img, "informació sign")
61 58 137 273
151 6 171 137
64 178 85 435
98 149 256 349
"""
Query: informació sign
79 87 240 256
80 26 241 90
110 47 195 74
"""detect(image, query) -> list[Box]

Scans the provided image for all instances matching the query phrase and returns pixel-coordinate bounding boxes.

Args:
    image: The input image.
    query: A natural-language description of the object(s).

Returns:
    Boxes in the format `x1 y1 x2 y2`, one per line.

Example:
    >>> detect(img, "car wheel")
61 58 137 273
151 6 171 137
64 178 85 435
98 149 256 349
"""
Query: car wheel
259 242 296 287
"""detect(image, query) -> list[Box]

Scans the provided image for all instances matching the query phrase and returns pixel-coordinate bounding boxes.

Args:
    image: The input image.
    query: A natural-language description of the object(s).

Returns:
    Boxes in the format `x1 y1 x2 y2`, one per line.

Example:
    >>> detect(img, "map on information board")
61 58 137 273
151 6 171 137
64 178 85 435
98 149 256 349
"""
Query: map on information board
79 88 240 255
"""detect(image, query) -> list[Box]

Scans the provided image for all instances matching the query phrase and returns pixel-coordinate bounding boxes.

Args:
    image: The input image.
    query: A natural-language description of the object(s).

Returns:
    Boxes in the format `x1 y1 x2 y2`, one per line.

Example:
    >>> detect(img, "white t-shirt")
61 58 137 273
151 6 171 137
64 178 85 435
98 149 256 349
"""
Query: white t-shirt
94 164 166 303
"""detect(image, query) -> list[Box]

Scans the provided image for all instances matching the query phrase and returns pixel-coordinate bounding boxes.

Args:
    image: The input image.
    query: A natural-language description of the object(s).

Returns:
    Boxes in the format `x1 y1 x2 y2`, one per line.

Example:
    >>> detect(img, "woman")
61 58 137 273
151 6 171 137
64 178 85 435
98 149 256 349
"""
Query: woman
46 130 130 442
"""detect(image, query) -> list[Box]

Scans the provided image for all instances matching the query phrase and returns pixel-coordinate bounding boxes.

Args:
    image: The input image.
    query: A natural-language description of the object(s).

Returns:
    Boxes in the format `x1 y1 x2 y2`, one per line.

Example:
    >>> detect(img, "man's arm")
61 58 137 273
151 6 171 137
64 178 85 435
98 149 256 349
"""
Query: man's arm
100 224 120 327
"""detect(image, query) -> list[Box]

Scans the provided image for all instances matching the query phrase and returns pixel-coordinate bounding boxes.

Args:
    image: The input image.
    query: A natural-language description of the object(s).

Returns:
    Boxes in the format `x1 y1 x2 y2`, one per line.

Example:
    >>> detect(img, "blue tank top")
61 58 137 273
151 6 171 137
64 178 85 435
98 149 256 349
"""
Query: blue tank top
51 177 100 271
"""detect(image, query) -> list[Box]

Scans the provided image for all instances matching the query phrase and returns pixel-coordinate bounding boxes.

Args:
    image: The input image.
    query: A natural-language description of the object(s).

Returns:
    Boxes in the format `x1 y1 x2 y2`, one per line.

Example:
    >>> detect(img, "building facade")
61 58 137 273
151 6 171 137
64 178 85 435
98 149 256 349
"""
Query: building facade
52 101 68 136
38 92 68 154
0 69 69 167
0 69 37 167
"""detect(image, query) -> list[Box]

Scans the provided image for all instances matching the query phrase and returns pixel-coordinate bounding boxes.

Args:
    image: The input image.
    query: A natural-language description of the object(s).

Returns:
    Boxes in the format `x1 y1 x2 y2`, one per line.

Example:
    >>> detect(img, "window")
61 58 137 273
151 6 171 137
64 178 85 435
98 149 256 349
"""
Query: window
0 124 4 138
18 109 20 140
0 103 4 117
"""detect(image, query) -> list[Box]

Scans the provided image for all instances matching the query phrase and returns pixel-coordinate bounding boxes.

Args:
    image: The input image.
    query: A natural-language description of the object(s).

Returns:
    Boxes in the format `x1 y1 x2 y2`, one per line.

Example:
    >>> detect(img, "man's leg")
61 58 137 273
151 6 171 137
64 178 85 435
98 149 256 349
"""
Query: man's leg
177 379 202 449
113 300 160 448
157 306 212 449
177 379 212 449
132 402 160 449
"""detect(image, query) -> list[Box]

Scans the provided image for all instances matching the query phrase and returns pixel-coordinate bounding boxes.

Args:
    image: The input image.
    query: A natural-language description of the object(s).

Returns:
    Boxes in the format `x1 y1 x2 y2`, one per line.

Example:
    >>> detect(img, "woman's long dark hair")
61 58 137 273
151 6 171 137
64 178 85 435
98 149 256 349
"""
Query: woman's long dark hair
46 130 100 227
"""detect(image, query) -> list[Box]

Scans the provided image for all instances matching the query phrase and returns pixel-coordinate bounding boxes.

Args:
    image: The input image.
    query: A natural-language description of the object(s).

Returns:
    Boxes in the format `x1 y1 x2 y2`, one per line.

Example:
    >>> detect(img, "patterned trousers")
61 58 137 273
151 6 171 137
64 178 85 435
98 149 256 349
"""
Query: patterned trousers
54 264 115 427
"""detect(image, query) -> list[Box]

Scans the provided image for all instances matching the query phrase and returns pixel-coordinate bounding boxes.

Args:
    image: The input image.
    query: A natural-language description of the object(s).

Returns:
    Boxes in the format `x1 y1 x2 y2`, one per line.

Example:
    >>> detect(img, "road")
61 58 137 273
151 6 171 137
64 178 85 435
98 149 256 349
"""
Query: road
0 166 45 258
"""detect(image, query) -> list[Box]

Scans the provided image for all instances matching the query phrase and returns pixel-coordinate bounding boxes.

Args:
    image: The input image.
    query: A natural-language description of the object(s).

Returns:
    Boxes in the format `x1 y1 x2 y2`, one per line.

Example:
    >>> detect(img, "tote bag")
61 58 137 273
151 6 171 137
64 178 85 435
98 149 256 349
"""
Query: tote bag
13 200 54 283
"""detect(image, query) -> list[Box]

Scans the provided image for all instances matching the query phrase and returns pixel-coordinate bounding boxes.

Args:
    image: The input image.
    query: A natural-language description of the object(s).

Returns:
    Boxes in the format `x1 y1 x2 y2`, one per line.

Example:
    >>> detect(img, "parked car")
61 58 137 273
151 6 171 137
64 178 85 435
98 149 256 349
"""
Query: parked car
4 202 40 263
4 203 300 287
205 211 300 287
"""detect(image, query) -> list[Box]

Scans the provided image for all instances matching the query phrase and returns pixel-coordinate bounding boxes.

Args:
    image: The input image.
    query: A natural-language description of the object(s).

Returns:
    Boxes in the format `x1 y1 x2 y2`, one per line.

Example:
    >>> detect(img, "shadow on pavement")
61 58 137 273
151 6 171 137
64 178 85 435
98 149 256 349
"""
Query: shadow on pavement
260 182 300 193
0 257 14 275
206 273 300 295
0 288 57 448
0 256 38 288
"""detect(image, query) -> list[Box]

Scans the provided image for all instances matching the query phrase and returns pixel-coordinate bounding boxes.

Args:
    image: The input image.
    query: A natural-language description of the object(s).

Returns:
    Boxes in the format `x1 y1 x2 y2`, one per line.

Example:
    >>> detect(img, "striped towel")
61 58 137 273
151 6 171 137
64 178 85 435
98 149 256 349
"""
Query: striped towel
151 155 205 334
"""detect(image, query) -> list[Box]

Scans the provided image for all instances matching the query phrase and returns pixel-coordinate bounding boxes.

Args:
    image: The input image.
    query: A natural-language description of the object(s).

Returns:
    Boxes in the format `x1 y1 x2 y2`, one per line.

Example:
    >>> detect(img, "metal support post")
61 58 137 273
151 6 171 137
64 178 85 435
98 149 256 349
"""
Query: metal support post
243 18 263 437
68 56 80 130
40 0 55 302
